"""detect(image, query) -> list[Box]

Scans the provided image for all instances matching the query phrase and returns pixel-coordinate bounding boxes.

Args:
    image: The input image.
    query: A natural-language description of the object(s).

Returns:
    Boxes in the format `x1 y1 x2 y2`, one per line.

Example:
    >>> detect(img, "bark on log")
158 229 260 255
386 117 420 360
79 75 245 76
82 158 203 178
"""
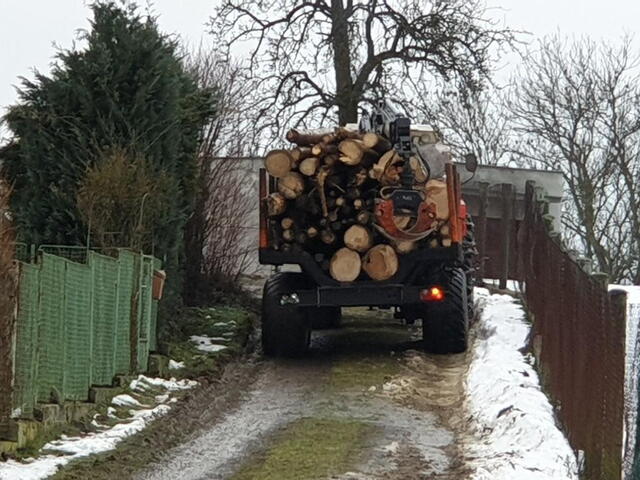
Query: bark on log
321 229 336 244
265 150 294 178
290 147 313 162
330 247 362 282
277 172 305 199
299 157 321 176
344 225 373 253
311 143 338 157
335 126 362 141
266 193 287 216
316 167 332 217
286 128 332 146
362 244 399 281
324 154 339 167
352 168 368 187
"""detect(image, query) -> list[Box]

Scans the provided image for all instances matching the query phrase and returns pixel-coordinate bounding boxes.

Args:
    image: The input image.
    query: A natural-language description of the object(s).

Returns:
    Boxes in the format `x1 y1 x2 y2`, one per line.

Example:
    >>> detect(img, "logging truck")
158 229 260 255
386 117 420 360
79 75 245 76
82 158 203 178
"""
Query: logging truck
259 102 477 357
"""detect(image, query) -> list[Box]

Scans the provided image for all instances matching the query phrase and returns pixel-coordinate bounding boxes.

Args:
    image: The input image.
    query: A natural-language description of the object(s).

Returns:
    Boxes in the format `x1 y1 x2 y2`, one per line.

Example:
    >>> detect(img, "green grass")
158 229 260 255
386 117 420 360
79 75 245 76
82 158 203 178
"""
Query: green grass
164 305 254 378
330 355 400 391
231 417 373 480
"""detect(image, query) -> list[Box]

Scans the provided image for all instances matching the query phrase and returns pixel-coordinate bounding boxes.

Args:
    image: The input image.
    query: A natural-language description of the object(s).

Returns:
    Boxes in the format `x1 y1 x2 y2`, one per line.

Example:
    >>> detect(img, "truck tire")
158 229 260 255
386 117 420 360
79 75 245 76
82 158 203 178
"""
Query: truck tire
462 215 477 320
261 272 311 357
422 267 469 354
308 307 342 329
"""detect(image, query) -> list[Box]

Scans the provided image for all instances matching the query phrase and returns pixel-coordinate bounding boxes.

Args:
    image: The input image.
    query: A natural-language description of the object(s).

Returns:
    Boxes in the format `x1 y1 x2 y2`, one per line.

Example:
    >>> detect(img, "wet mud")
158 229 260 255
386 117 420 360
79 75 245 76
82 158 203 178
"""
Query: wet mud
138 308 473 480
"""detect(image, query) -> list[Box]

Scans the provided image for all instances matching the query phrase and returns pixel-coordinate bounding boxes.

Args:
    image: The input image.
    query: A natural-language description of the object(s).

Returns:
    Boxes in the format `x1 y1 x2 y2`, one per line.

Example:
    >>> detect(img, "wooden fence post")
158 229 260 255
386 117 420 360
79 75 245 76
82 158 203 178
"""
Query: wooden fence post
476 182 489 284
499 183 514 290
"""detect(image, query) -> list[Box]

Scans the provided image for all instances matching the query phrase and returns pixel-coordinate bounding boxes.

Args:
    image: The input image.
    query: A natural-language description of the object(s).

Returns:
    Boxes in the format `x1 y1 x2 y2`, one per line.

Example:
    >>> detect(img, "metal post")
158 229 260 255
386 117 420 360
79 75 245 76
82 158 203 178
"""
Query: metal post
499 183 514 290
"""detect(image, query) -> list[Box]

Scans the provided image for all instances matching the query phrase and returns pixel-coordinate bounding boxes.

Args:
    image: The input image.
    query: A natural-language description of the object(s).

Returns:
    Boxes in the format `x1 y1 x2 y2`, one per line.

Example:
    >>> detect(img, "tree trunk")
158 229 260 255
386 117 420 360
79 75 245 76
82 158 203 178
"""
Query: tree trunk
330 0 357 125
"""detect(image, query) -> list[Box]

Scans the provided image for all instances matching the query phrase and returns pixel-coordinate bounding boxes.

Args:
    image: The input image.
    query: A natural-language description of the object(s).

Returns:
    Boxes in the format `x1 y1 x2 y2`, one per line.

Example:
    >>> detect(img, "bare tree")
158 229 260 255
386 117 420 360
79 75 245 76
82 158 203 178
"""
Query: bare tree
412 83 514 165
211 0 516 134
183 46 258 304
510 36 640 283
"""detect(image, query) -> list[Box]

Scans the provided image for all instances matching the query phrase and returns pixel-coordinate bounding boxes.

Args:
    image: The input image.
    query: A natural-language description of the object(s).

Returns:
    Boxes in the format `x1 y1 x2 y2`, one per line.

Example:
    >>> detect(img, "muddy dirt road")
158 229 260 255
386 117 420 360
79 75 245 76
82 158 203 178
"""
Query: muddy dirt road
137 309 472 480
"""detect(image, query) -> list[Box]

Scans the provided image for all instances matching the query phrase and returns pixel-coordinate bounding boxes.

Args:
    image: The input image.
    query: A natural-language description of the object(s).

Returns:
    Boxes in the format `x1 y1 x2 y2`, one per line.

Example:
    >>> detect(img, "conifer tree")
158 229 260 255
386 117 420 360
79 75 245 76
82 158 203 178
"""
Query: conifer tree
1 1 215 318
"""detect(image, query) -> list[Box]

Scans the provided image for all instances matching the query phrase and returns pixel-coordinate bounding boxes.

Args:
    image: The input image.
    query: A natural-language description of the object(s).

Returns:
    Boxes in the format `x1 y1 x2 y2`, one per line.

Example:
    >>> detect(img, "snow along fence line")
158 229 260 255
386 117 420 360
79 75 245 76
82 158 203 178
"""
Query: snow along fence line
465 288 578 479
610 286 640 479
516 181 627 480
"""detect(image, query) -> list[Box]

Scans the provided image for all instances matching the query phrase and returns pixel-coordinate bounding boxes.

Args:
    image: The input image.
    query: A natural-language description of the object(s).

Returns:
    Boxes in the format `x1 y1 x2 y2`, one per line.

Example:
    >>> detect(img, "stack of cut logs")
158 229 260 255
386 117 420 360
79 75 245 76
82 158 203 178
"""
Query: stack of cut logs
264 127 442 282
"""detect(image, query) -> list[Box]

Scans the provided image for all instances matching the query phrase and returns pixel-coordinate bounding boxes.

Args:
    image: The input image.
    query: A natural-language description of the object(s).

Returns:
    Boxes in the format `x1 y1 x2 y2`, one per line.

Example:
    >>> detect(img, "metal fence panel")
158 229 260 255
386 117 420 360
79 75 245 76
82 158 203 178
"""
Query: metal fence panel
114 250 134 375
12 263 39 417
36 254 66 403
90 253 119 386
149 258 161 353
136 256 153 372
62 260 91 400
5 248 161 424
519 182 625 480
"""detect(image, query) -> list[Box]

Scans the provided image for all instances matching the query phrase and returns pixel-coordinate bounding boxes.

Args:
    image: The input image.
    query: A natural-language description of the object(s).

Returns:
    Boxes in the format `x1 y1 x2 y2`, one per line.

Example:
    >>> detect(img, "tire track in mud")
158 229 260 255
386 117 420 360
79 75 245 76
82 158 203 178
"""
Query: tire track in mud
138 309 473 480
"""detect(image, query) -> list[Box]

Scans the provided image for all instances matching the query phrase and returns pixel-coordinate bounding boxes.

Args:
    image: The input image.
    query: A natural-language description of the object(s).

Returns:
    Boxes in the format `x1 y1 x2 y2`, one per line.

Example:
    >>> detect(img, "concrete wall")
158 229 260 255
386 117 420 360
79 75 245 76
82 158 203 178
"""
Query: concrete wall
459 163 564 231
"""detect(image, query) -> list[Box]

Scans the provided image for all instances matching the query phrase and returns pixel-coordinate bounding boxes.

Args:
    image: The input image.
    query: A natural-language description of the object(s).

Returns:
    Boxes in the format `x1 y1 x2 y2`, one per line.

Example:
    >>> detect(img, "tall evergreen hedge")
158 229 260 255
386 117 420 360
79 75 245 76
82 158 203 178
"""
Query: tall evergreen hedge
1 1 216 329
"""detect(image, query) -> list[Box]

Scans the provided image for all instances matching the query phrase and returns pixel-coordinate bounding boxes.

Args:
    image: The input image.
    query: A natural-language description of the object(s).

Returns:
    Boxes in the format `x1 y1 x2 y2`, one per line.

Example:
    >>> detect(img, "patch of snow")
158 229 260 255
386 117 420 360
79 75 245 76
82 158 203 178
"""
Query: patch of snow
213 321 235 327
129 375 197 393
155 394 170 404
190 335 228 353
111 394 143 408
464 287 579 480
11 407 21 418
106 407 117 419
168 359 185 370
382 441 400 454
0 405 170 480
609 284 640 479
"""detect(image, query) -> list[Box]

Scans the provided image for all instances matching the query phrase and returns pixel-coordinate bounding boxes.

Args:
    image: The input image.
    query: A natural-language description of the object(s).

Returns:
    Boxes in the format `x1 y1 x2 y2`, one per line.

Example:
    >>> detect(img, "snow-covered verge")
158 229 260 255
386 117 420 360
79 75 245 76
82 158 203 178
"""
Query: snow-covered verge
0 375 197 480
464 288 579 480
609 285 640 479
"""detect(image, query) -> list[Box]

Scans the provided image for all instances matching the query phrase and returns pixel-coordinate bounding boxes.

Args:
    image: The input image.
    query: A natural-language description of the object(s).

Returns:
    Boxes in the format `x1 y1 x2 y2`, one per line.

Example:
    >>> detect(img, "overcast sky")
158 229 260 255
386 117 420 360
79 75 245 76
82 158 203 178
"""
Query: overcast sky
1 0 640 141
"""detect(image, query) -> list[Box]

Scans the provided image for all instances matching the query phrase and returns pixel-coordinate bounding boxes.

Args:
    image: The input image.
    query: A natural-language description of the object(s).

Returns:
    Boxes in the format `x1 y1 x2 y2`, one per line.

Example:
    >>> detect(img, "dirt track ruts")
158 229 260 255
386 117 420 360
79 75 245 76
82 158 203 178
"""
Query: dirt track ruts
136 308 473 480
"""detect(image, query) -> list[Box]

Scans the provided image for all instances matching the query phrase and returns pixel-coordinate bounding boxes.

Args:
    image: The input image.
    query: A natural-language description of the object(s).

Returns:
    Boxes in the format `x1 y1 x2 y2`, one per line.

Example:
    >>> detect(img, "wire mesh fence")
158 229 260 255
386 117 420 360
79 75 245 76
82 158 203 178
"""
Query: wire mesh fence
5 248 160 426
518 182 626 480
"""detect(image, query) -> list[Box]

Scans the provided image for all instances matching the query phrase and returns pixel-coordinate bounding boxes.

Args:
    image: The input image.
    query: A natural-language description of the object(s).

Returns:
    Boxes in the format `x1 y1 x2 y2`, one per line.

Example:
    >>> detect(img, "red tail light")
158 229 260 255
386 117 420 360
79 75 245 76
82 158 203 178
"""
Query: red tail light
420 286 445 302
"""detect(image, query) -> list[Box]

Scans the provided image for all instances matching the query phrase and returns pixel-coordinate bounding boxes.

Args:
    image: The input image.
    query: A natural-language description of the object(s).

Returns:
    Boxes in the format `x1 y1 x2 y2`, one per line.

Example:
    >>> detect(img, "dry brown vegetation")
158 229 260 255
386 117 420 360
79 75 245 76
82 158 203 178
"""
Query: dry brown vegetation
76 148 175 251
183 46 258 305
0 178 17 421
